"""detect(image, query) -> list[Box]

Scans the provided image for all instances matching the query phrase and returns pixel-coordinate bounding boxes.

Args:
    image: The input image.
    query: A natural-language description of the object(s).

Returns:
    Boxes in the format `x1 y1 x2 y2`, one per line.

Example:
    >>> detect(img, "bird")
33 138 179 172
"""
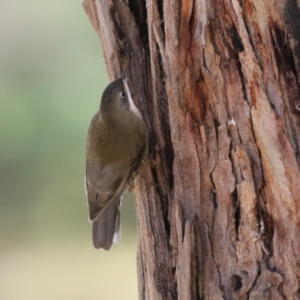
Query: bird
85 71 148 250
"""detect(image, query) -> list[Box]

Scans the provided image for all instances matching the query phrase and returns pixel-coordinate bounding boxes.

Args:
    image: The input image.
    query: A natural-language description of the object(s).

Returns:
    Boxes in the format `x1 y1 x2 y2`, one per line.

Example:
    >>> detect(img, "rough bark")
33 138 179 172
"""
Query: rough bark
83 0 300 299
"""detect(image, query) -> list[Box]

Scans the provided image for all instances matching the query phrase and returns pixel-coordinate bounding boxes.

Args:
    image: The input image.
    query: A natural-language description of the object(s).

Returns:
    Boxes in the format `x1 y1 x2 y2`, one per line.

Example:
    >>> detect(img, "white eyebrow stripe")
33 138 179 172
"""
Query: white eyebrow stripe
123 79 142 118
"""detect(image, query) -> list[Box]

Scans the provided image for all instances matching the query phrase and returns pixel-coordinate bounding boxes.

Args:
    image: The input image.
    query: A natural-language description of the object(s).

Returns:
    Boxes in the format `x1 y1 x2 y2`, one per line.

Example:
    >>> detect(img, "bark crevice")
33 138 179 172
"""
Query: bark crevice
83 0 300 298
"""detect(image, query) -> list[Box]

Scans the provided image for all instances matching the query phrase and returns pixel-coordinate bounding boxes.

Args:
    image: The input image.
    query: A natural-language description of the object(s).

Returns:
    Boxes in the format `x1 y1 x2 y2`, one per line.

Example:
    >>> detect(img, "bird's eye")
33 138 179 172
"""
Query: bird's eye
119 91 126 98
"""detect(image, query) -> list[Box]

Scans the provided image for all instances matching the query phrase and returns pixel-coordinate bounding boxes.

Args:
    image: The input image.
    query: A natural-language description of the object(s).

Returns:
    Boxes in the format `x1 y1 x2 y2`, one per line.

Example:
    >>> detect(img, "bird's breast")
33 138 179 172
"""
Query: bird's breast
87 113 146 167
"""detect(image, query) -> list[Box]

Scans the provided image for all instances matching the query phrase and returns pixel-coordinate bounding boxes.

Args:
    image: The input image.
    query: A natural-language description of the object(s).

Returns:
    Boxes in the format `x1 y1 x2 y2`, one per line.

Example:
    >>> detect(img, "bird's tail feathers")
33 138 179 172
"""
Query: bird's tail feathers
113 212 121 244
92 199 121 250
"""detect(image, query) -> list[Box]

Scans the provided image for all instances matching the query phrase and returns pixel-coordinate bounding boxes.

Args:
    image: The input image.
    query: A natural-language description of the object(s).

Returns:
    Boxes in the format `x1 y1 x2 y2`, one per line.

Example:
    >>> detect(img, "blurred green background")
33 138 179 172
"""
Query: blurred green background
0 1 138 299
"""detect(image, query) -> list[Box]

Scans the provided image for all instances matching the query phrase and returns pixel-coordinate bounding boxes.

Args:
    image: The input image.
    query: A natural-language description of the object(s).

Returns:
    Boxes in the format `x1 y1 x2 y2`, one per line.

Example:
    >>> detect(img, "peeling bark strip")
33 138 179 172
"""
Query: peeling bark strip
83 0 300 299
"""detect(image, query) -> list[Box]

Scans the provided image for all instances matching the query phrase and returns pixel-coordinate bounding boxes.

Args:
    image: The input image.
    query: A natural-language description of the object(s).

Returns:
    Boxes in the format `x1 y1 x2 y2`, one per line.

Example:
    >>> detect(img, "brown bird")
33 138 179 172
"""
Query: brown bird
85 73 148 250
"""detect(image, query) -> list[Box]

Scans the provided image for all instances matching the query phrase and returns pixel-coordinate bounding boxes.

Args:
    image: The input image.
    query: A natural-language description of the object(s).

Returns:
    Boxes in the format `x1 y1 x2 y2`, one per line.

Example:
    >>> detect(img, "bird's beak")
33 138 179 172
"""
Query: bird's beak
120 65 129 80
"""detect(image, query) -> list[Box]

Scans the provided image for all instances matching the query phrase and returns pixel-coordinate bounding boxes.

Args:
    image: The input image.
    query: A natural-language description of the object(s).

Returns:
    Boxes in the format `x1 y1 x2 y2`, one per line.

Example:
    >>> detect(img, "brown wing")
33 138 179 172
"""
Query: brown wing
85 161 130 221
85 118 148 221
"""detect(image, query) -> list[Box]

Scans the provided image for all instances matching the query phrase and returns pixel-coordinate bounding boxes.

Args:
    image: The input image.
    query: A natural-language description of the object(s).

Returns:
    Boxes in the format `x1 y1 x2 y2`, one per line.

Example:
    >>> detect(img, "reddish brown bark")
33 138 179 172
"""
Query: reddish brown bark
83 0 300 299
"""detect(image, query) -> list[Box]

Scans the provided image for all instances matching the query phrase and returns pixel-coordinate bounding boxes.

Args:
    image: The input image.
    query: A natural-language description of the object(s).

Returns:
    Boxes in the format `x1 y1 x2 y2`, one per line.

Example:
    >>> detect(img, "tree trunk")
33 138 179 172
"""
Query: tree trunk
83 0 300 299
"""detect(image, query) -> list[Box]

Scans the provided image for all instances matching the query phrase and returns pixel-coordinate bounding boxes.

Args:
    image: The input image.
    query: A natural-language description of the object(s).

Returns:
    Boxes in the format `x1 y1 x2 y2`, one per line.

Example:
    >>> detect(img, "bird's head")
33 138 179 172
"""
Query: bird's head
100 73 130 113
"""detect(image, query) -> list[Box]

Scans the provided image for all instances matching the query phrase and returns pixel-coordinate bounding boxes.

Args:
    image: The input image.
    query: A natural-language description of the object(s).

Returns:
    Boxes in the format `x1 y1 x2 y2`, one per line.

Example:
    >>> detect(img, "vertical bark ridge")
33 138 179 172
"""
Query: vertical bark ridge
83 0 300 298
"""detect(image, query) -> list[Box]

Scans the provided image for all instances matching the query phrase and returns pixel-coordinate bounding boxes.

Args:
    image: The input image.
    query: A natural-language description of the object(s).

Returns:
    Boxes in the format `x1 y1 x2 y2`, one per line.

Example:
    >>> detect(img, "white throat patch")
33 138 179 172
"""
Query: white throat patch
123 79 142 118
